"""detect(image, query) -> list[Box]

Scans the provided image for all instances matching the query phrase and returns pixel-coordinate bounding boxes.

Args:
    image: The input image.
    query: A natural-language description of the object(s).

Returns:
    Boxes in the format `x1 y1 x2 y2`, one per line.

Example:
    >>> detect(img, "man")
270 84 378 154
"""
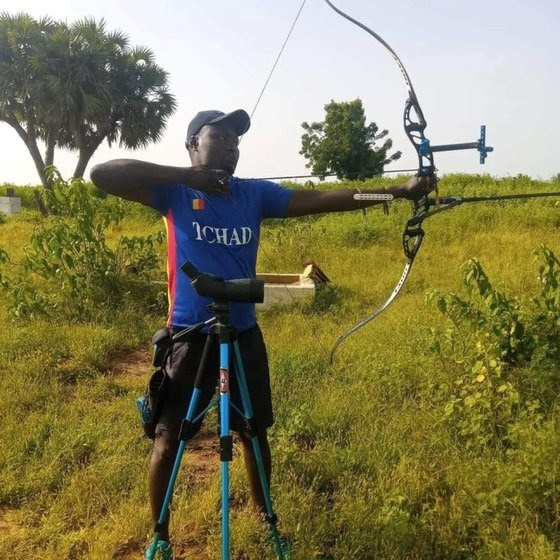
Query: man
90 108 435 559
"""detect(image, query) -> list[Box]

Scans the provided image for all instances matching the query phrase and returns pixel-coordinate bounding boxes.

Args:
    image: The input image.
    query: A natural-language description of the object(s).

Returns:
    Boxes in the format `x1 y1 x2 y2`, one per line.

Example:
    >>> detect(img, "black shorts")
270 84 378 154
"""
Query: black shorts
155 325 273 438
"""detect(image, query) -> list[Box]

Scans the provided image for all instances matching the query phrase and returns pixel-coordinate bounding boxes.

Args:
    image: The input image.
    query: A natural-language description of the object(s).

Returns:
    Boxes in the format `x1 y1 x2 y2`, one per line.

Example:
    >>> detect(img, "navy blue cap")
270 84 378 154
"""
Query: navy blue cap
186 109 251 141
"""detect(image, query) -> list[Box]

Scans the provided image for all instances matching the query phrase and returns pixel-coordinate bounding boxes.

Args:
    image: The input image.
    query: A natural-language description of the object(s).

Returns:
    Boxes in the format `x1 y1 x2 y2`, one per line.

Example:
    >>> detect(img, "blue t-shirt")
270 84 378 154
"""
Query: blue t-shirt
150 176 293 331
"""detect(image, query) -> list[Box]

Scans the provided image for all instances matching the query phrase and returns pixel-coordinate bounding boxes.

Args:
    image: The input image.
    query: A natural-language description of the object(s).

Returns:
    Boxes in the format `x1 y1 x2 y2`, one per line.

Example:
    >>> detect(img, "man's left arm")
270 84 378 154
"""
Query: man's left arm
285 176 435 217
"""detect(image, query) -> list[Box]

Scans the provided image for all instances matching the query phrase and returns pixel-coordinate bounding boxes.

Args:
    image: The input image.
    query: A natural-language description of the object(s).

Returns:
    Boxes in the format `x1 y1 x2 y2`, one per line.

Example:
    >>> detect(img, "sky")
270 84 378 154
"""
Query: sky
1 0 559 185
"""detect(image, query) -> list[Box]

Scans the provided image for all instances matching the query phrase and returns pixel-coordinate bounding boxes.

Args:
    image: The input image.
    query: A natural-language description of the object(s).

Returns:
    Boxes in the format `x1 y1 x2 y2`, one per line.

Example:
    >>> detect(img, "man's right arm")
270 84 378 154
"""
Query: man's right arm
90 159 230 206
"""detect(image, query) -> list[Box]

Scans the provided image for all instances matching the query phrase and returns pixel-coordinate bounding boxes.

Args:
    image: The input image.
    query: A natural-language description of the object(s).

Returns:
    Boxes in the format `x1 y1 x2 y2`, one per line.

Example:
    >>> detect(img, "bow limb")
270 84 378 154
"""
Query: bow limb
329 192 429 364
323 0 433 176
323 0 436 180
329 258 415 364
323 0 435 361
323 0 419 100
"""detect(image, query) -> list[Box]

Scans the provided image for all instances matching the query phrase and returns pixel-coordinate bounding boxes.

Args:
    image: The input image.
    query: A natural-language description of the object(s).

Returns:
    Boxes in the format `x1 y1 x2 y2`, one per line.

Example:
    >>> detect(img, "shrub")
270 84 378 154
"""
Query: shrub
0 170 165 321
426 249 560 449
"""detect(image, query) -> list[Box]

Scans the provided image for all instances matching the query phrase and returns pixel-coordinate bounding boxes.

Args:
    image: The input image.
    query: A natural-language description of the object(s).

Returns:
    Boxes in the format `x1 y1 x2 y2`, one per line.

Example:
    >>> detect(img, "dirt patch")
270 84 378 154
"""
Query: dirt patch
109 347 151 379
0 507 24 537
174 538 209 560
118 539 208 560
184 429 220 485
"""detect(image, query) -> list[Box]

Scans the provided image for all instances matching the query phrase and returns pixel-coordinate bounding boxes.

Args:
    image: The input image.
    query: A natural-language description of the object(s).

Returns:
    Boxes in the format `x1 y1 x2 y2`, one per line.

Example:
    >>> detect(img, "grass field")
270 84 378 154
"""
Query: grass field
0 174 559 559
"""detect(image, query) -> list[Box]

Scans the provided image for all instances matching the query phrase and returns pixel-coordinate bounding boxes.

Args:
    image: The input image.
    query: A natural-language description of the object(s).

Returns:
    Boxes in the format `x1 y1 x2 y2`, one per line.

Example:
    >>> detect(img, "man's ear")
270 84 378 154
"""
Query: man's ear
187 136 198 151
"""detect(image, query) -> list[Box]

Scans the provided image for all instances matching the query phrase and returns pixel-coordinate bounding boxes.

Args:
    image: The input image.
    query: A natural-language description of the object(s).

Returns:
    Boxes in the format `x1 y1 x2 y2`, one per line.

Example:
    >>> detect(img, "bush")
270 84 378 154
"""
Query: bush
426 248 560 449
0 170 166 321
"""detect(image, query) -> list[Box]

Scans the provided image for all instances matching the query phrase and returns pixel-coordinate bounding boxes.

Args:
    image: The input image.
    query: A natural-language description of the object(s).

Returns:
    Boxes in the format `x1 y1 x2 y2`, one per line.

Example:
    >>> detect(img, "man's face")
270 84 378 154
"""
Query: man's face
188 123 240 175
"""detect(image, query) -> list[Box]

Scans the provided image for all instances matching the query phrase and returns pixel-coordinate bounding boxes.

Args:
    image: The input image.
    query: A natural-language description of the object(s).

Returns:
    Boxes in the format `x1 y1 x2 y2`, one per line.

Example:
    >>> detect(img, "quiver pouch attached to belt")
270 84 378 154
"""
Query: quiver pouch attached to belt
136 327 171 439
152 326 171 368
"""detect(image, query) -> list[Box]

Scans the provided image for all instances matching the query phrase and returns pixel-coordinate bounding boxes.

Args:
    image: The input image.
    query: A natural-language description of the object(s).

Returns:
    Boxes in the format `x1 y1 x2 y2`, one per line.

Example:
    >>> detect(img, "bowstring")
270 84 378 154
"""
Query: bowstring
246 0 308 127
226 0 337 364
225 1 410 366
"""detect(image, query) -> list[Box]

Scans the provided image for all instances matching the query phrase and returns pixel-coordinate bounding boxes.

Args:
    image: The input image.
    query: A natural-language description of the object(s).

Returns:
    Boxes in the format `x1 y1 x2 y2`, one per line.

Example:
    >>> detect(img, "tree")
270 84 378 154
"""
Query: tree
0 13 176 189
300 99 401 180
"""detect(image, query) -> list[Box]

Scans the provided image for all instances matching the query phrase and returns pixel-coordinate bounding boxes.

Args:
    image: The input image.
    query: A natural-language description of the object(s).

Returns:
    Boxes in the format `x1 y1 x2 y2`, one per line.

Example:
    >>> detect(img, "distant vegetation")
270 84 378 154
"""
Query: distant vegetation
0 173 559 559
300 99 401 180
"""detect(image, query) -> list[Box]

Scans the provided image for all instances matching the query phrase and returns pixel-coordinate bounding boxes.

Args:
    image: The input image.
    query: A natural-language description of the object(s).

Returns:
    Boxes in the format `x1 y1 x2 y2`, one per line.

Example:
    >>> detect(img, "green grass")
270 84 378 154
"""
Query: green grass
0 175 559 559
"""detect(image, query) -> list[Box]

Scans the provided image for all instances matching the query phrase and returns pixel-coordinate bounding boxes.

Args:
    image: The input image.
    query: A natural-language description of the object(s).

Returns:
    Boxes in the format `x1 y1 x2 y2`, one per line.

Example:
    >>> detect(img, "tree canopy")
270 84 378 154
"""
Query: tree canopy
300 99 401 180
0 12 176 188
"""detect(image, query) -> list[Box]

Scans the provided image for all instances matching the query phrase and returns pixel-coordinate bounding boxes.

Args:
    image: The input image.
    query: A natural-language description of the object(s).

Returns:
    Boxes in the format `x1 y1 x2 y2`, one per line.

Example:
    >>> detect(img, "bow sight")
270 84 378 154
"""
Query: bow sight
420 125 494 165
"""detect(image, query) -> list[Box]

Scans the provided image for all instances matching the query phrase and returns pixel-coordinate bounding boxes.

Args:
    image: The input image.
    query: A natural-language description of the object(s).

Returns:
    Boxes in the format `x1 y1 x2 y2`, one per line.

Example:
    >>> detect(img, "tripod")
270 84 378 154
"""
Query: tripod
145 298 290 560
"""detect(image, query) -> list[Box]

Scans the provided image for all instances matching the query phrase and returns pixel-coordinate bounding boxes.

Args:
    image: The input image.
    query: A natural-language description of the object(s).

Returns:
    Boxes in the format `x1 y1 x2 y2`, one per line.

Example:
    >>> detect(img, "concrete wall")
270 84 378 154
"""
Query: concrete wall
0 196 21 215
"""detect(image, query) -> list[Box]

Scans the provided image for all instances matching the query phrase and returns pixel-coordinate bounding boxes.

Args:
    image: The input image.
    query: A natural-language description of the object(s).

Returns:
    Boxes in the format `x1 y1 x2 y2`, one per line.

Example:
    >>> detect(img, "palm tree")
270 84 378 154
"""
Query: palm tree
0 13 58 188
0 13 176 189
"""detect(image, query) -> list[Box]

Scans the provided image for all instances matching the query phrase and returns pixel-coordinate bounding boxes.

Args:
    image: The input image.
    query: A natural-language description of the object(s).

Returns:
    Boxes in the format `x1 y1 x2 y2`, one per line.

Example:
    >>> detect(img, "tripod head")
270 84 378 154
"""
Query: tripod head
181 262 264 304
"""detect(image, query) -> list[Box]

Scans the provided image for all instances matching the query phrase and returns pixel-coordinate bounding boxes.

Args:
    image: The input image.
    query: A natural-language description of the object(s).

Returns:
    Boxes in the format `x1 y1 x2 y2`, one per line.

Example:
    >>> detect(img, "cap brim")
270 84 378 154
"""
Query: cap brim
207 109 251 136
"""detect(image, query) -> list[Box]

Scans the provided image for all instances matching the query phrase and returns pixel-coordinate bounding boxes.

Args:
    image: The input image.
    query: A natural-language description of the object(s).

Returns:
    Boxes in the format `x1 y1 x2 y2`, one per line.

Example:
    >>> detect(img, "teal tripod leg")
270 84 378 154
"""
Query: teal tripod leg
146 334 215 560
231 341 290 559
219 340 232 560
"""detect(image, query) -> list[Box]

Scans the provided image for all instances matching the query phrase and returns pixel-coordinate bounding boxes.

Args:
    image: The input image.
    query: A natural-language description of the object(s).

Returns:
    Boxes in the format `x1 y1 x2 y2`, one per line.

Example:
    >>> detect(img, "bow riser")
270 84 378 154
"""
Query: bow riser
403 99 434 178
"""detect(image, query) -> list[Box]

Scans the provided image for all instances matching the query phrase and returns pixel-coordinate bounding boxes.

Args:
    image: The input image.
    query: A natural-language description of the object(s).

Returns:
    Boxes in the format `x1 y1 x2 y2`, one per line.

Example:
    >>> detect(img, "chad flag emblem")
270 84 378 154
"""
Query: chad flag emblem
192 198 205 210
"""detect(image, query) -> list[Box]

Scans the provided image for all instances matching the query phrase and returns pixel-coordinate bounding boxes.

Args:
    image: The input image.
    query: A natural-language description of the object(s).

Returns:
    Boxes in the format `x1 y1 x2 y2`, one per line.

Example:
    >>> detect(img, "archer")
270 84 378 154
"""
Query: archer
90 108 435 559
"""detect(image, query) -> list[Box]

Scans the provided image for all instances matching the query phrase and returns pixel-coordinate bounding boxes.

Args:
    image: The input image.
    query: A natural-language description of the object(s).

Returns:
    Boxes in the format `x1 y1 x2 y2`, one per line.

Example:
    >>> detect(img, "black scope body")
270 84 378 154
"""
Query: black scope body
181 262 264 304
